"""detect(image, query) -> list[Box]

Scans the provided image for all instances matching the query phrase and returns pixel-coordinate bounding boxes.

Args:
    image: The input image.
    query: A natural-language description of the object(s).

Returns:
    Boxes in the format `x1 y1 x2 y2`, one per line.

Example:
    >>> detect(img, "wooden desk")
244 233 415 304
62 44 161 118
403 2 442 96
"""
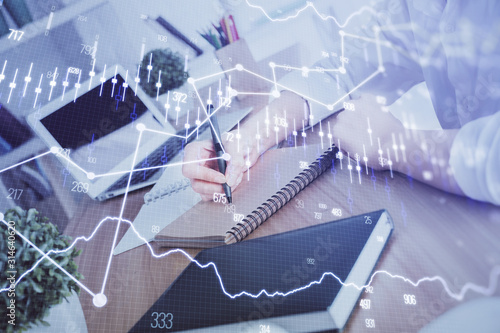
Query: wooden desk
61 111 500 332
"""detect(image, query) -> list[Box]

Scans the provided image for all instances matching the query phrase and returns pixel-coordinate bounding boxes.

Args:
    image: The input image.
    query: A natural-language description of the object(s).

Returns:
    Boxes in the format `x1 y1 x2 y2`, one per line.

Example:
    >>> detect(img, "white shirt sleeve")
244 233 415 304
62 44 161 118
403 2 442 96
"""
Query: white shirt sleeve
449 112 500 205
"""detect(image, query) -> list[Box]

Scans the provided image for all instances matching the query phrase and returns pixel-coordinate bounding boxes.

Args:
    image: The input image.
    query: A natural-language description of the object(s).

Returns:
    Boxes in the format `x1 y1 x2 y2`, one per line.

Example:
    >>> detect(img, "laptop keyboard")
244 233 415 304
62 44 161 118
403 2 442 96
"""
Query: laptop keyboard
107 121 210 193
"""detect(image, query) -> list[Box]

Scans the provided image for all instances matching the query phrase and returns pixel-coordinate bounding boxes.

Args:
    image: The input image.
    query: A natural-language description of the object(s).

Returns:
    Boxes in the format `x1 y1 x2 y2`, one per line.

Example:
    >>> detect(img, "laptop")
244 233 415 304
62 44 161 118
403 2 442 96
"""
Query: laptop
27 65 247 201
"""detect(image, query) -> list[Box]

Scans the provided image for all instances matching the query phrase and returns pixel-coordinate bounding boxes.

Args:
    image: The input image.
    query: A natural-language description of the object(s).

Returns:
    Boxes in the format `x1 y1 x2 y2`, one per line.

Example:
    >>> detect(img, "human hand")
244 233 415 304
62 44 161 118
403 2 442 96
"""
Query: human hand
182 90 306 201
182 131 259 201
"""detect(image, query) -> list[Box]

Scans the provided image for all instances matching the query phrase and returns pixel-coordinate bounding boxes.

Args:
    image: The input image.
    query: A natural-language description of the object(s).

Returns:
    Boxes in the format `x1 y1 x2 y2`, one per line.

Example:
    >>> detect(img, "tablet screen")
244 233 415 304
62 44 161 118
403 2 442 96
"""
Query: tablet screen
39 74 164 178
130 211 390 332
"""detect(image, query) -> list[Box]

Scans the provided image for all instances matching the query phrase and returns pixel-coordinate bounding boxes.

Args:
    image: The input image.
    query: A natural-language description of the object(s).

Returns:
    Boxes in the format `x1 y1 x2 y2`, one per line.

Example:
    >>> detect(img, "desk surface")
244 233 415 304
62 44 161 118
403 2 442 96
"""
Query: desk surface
60 105 500 333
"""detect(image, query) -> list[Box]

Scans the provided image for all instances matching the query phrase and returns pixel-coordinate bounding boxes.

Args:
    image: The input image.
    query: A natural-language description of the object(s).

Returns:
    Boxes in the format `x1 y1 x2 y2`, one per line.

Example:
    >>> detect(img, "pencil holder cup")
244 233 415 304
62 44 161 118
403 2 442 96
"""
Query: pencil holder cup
215 39 269 101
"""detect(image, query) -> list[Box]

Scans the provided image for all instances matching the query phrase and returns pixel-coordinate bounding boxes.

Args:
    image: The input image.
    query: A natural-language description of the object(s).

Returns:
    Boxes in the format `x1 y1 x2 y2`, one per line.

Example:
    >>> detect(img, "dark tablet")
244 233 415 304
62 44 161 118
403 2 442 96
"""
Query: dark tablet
130 210 393 332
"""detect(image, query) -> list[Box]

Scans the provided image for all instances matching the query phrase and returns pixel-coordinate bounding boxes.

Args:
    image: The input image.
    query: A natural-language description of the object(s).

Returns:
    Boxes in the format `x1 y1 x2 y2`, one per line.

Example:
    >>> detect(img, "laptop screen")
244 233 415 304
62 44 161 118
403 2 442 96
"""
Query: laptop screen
40 74 165 179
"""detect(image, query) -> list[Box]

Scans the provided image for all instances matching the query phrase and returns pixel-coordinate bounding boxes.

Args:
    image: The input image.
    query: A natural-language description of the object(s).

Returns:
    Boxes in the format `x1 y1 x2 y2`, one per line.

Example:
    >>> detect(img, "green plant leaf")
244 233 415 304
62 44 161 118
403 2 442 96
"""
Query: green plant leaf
138 48 188 97
1 207 83 330
31 281 44 293
27 208 38 222
22 249 31 261
58 257 69 267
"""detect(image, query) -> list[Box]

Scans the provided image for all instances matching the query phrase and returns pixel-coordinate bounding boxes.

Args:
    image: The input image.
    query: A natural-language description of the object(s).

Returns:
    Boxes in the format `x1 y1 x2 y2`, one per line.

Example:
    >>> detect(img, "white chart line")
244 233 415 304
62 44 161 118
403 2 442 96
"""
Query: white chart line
0 151 51 174
244 0 378 28
1 215 498 302
92 156 223 179
99 128 144 295
0 219 95 297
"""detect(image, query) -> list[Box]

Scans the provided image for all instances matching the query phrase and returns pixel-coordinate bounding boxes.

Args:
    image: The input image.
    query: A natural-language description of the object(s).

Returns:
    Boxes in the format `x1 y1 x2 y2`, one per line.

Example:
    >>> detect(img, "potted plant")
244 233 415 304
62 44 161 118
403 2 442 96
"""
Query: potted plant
0 207 83 333
139 49 192 121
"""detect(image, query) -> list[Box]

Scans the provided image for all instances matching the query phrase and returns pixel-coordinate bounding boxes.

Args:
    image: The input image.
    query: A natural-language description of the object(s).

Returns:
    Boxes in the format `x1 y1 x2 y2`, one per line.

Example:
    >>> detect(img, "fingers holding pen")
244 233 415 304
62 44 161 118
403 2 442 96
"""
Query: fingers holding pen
191 179 224 201
183 140 227 199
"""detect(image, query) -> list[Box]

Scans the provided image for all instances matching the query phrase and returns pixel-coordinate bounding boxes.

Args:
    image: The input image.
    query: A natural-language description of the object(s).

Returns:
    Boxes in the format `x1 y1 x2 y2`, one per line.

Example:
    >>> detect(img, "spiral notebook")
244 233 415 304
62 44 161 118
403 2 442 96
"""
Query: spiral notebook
154 144 339 248
113 106 254 255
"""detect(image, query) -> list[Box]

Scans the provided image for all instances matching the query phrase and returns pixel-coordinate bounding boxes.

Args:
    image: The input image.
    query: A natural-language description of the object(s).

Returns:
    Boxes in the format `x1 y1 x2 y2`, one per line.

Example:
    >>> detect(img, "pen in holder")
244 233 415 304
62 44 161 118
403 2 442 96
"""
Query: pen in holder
215 38 270 101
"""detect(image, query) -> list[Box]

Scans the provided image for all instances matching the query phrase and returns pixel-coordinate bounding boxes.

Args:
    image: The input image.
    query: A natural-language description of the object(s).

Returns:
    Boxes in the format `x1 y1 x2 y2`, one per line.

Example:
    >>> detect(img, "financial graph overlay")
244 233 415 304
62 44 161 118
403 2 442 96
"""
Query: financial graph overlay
0 1 499 332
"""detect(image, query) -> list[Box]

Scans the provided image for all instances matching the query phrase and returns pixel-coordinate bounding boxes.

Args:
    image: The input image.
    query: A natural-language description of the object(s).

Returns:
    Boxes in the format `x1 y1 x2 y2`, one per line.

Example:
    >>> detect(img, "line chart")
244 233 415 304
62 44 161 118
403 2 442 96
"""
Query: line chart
0 50 493 307
244 0 378 28
0 63 499 308
244 0 469 69
0 3 498 314
0 147 224 181
1 215 499 304
0 6 416 116
0 57 380 306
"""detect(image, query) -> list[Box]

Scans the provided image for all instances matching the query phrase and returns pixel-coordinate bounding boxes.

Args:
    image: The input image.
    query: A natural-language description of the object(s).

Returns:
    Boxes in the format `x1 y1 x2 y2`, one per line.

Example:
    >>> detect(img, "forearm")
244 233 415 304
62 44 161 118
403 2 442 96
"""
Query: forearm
234 91 306 163
388 129 464 196
331 96 465 196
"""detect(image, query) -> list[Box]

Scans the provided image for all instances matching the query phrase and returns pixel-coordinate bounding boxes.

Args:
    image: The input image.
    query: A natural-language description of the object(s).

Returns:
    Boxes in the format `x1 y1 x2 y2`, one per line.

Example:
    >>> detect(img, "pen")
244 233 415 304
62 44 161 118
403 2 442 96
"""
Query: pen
207 103 232 203
212 23 228 46
198 30 213 46
219 18 229 43
228 15 239 41
209 30 221 49
223 17 233 43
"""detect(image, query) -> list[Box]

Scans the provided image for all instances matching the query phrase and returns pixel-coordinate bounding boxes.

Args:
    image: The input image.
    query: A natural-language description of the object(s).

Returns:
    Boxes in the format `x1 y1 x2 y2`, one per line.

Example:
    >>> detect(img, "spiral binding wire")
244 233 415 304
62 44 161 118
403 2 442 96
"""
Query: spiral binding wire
227 145 339 242
144 178 191 205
